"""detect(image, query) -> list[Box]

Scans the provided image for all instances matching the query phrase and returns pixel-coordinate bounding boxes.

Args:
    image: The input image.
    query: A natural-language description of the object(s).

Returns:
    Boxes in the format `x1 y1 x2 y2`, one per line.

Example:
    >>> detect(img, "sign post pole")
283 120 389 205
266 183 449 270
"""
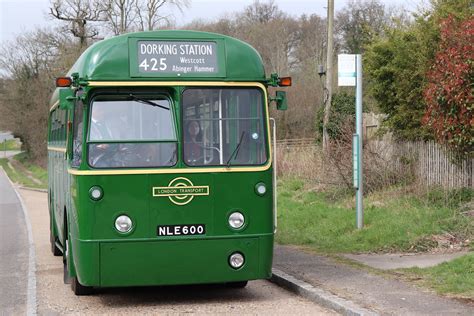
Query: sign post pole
338 54 364 229
355 54 363 229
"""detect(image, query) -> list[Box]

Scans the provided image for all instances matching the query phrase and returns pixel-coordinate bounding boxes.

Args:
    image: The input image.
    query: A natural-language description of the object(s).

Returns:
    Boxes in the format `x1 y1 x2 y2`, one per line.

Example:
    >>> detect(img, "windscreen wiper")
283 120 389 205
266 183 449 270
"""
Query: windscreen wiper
129 94 170 110
226 131 246 167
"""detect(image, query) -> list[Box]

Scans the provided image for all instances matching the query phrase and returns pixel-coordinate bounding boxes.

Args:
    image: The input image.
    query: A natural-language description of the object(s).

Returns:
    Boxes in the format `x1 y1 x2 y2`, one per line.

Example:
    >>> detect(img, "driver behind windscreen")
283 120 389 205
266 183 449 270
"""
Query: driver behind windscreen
89 105 121 167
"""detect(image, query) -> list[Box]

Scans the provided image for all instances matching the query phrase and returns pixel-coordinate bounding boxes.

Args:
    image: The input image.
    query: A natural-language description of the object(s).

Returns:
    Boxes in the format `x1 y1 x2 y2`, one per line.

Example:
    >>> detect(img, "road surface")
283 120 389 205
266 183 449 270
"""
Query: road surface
0 168 336 315
0 168 31 315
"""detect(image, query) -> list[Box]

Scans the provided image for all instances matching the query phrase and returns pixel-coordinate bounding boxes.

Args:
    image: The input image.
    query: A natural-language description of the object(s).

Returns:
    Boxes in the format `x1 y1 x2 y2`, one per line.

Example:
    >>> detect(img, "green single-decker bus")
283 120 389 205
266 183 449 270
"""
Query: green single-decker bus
48 30 289 295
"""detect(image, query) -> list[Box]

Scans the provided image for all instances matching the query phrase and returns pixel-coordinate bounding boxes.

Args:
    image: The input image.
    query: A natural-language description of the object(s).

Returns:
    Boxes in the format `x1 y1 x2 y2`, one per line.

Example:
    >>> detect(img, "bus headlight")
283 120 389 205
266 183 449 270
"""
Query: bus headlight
89 186 103 201
229 252 245 269
115 215 132 233
255 182 266 196
228 212 245 229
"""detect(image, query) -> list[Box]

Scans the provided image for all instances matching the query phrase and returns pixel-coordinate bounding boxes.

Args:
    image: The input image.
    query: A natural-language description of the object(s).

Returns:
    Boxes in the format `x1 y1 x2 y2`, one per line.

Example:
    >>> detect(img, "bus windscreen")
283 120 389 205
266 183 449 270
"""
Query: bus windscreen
182 88 267 166
88 96 177 168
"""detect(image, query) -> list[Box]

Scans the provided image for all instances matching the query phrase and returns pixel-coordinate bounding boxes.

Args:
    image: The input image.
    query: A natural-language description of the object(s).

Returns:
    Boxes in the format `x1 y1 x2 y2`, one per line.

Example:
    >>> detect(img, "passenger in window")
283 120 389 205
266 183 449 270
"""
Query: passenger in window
184 120 203 164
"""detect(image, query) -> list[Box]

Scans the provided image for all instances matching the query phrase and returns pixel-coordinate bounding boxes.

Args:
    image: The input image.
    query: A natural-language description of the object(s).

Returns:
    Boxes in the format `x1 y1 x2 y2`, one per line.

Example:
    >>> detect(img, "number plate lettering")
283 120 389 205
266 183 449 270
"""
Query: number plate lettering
157 224 206 236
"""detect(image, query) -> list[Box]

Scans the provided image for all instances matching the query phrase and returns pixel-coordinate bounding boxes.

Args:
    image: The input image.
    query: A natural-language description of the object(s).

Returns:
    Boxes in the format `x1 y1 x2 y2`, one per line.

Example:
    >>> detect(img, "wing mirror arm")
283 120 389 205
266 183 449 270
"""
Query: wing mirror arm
58 88 76 110
270 91 288 111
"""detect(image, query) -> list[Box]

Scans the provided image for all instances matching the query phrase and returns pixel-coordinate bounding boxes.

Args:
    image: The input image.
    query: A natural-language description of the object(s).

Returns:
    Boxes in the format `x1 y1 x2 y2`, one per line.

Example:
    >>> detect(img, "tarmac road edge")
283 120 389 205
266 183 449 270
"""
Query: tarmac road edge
1 168 38 315
270 268 378 316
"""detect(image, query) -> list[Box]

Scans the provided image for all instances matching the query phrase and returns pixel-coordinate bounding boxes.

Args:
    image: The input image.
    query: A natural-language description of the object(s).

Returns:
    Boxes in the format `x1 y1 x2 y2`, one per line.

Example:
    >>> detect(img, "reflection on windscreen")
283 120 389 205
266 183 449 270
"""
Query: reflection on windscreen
89 99 175 141
182 88 267 166
88 97 177 168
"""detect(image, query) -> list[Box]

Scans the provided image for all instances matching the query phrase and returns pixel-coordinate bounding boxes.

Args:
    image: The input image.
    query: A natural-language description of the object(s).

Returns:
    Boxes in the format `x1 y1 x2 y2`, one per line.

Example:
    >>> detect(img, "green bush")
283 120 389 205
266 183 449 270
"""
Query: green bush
423 187 473 209
316 91 355 142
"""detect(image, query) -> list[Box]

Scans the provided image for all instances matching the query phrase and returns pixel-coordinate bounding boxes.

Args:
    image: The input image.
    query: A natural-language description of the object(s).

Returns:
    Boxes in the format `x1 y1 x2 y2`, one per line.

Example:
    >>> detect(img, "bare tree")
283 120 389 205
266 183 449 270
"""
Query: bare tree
236 1 298 75
0 29 79 165
0 29 65 80
136 0 189 31
242 0 283 24
294 14 326 71
335 0 390 53
50 0 108 47
106 0 138 35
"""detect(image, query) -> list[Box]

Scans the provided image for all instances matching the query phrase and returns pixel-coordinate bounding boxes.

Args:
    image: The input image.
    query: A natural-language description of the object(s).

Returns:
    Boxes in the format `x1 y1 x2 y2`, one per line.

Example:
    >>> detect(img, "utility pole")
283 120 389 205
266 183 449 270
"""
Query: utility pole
322 0 334 152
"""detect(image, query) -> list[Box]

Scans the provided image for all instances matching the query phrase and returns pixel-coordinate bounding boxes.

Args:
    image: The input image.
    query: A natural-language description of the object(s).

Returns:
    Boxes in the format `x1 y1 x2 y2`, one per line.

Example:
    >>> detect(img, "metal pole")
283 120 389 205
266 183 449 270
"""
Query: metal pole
356 54 364 229
322 0 334 152
270 118 277 233
218 90 224 164
3 139 6 157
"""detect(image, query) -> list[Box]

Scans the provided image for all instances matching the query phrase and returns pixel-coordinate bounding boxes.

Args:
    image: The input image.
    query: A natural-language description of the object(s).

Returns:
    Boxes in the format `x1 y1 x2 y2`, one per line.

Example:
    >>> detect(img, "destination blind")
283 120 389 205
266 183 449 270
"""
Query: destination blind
136 40 219 75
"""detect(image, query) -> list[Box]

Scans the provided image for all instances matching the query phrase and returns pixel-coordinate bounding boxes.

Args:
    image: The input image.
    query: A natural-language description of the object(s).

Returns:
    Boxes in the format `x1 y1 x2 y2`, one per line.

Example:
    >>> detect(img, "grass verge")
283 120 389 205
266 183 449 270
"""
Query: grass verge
0 153 47 189
1 139 21 150
397 253 474 299
276 178 473 253
276 177 474 299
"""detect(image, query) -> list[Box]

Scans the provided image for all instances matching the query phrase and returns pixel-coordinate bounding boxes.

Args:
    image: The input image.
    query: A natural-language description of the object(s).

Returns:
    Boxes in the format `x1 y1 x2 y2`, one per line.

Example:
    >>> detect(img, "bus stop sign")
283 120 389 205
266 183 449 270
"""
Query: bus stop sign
338 54 356 86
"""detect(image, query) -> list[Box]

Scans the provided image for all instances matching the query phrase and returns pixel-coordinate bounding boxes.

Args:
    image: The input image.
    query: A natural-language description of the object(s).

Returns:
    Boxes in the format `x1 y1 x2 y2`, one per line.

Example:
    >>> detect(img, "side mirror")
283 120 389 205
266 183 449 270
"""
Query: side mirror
275 91 287 111
59 88 75 110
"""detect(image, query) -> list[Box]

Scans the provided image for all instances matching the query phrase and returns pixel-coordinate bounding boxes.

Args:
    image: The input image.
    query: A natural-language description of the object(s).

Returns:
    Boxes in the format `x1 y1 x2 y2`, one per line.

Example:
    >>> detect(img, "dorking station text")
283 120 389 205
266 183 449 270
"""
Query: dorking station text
140 43 214 56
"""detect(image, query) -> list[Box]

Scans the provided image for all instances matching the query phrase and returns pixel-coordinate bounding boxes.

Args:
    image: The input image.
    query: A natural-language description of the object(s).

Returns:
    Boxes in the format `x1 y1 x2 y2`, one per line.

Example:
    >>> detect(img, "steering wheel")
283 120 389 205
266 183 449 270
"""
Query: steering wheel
91 144 122 167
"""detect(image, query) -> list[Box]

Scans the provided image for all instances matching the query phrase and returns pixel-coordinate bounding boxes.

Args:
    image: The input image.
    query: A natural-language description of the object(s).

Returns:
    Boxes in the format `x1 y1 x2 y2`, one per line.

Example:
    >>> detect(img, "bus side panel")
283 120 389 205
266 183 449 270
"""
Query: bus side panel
47 150 56 238
50 150 66 244
68 174 100 285
258 235 274 278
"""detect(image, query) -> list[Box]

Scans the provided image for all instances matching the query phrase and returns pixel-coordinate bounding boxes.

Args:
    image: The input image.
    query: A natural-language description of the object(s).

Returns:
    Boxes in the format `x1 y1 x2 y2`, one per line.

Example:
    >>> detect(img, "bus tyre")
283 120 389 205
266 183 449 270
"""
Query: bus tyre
63 260 71 284
49 211 62 256
64 236 93 295
50 230 62 256
226 281 248 288
71 277 93 296
63 238 71 284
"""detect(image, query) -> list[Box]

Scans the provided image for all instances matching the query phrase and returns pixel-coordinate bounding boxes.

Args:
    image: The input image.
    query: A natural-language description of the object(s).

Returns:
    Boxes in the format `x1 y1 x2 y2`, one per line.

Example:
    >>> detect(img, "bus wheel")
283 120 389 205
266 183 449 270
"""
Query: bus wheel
226 281 248 288
49 209 61 256
63 237 71 284
71 277 93 296
64 236 93 295
50 228 62 256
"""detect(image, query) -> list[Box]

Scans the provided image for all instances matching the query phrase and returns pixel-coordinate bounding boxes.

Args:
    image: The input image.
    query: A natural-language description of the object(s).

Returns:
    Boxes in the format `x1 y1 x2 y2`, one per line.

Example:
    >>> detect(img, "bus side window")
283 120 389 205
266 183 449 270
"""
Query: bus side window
71 95 84 168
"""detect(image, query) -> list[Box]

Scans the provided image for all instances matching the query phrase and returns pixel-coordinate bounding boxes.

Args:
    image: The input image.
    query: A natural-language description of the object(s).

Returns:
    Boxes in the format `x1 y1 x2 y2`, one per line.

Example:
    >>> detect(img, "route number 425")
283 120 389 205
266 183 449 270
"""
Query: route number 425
139 58 167 71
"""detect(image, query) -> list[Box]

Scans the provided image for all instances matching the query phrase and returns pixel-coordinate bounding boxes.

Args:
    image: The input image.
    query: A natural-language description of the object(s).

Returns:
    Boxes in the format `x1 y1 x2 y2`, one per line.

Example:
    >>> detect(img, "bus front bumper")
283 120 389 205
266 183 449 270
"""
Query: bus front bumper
72 235 273 287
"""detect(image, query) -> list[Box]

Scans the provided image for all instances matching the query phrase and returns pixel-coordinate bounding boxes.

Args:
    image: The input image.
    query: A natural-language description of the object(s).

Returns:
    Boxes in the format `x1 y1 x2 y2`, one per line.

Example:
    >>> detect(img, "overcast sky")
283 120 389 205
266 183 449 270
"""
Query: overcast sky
0 0 425 44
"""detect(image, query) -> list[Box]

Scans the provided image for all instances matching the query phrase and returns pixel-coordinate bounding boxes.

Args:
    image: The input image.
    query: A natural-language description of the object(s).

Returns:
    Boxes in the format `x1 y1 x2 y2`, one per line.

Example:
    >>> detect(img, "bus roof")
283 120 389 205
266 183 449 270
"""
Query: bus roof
66 30 266 82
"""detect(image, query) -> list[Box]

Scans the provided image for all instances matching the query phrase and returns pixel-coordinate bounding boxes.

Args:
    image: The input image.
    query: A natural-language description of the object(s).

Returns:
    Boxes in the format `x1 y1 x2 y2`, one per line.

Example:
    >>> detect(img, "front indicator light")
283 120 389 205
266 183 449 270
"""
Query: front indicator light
89 186 103 201
115 215 132 233
228 212 245 229
229 252 245 269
